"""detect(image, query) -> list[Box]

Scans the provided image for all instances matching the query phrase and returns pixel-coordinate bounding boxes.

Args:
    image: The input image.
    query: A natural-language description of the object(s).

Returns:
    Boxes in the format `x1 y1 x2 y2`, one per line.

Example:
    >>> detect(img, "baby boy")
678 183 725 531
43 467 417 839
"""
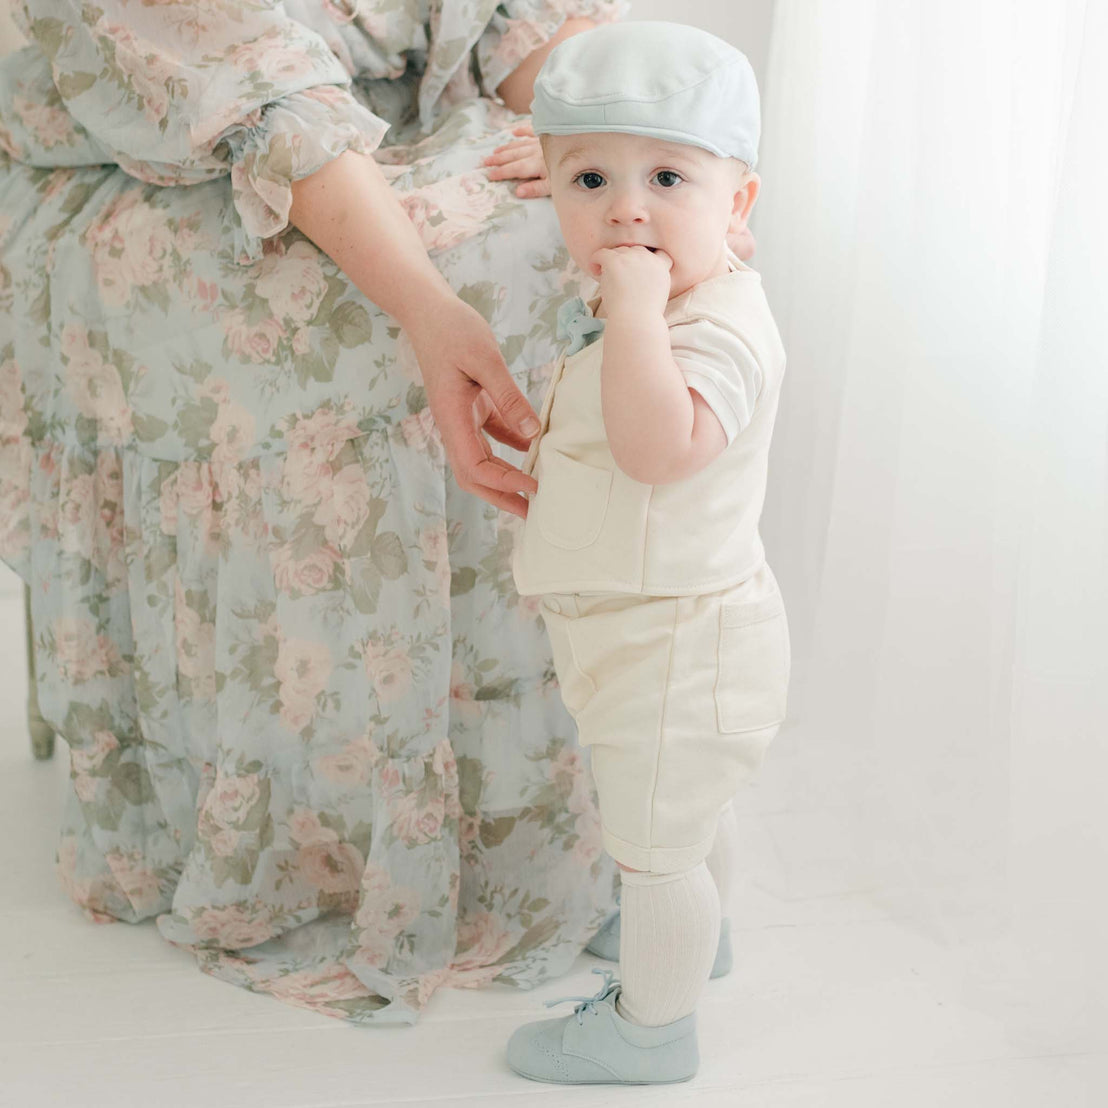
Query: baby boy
507 21 791 1085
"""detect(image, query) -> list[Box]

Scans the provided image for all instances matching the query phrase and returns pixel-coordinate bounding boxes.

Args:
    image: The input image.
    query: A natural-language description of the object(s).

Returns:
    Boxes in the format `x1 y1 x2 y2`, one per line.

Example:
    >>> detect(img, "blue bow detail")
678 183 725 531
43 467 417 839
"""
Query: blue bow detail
542 967 619 1026
556 296 606 355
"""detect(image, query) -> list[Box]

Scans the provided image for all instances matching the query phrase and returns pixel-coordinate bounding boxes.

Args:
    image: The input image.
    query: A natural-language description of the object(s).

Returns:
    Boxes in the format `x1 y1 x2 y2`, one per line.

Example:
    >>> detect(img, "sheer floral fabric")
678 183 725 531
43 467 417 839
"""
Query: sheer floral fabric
0 0 626 1025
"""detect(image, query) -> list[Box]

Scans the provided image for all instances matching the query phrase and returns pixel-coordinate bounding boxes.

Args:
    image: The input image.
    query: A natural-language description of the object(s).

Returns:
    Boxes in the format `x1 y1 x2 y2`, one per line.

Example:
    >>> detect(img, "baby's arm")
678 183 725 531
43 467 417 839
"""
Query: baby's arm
596 248 729 485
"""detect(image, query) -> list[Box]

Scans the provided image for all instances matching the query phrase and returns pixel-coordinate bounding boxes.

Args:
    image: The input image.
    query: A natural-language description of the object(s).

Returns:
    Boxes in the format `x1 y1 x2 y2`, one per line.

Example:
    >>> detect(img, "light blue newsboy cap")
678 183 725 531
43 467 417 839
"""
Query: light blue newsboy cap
530 21 760 168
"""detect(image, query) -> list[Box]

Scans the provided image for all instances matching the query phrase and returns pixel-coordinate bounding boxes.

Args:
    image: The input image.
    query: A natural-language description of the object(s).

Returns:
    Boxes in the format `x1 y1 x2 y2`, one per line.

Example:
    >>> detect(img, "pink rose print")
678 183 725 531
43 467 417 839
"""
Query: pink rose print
298 839 364 894
192 903 274 949
363 637 414 705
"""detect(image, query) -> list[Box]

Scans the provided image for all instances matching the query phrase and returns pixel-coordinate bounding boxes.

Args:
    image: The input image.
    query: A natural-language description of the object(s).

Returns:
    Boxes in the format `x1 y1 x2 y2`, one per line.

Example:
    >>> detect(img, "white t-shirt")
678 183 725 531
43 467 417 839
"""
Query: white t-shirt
670 317 763 446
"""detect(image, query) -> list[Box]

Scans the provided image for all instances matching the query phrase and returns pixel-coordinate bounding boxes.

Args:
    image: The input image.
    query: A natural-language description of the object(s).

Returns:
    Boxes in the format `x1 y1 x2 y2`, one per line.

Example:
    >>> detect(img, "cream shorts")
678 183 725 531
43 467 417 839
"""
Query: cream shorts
540 563 790 873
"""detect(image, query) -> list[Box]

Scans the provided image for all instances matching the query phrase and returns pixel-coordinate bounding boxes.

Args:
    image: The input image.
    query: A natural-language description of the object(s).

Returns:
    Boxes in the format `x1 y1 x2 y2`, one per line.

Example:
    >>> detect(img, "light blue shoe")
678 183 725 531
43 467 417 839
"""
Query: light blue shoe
585 900 734 979
506 968 698 1084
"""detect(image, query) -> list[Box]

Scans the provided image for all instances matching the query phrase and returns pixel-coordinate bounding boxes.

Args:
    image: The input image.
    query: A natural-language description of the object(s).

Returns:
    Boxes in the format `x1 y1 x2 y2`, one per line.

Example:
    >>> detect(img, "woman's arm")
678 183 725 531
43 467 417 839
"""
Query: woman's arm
288 151 541 518
494 18 597 114
288 150 455 332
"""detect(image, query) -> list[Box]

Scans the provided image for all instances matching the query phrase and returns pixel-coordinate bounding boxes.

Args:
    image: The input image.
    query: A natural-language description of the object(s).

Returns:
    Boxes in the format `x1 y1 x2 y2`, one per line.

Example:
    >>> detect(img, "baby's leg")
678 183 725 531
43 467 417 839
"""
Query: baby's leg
617 796 739 911
615 860 721 1027
704 797 741 918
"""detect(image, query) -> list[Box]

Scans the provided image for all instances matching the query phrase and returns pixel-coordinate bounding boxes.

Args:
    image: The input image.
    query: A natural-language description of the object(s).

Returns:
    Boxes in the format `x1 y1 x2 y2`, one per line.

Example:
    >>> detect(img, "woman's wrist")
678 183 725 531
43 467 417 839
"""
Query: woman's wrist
379 260 456 334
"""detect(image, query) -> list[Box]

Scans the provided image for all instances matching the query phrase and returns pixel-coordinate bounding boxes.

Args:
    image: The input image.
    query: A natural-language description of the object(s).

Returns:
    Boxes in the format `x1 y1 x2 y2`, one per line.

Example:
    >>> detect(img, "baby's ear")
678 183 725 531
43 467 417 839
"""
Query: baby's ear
729 170 761 234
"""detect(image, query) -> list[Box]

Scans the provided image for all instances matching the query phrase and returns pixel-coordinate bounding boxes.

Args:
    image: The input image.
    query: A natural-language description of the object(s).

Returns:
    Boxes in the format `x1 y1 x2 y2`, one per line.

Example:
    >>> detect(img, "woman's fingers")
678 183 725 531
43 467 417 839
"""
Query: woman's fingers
727 226 757 261
472 388 496 428
412 299 540 517
515 179 551 199
486 139 536 160
485 149 542 175
486 154 545 181
449 422 538 519
481 368 542 446
437 399 537 517
474 389 531 451
484 132 549 198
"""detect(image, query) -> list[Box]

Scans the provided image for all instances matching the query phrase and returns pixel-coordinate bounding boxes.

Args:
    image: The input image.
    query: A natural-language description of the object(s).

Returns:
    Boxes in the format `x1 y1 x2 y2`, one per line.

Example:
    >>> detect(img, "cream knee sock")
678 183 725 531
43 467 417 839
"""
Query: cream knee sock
615 861 721 1027
705 798 741 918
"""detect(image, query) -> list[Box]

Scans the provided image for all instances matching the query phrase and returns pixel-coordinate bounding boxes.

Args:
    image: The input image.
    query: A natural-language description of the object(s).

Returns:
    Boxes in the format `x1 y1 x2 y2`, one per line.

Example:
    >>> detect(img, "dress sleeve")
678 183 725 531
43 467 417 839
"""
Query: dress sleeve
669 318 764 448
0 45 114 167
13 0 390 261
474 0 630 102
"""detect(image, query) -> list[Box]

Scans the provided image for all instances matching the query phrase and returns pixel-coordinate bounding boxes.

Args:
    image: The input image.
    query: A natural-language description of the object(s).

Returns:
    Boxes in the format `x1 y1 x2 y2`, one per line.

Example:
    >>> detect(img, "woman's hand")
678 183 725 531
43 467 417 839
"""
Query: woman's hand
728 226 757 261
289 151 539 520
484 122 550 198
405 291 540 519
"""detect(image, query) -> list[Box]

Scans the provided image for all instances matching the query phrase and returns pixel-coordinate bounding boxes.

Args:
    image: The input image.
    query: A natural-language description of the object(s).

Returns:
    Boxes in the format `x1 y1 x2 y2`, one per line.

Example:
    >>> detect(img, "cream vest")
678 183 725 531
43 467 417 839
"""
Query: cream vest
511 262 786 596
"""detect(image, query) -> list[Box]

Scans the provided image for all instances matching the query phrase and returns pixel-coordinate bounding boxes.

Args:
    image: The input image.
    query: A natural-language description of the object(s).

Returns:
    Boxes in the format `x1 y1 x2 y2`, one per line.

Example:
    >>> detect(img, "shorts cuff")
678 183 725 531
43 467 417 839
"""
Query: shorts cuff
602 825 716 874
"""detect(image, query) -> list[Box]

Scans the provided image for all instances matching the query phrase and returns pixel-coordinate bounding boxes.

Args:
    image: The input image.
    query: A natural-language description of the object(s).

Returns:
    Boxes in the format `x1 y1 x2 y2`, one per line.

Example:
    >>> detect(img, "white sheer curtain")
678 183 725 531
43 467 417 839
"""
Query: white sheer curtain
754 0 1107 1050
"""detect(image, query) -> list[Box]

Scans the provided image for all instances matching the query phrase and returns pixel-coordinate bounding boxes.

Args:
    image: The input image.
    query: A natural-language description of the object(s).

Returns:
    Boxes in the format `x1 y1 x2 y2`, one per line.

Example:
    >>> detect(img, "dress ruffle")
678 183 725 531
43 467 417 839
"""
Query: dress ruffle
1 0 628 1027
19 429 616 1024
223 88 391 265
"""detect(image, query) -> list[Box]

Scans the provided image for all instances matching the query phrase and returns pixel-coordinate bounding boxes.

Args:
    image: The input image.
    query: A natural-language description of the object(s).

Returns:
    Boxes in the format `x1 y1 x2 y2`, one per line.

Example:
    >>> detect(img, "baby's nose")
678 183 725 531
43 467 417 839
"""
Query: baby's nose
605 189 649 223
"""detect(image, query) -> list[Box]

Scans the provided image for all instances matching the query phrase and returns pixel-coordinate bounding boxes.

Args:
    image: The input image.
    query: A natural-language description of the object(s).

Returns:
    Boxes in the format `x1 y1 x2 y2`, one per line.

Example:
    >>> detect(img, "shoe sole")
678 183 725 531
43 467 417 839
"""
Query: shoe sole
508 1063 697 1085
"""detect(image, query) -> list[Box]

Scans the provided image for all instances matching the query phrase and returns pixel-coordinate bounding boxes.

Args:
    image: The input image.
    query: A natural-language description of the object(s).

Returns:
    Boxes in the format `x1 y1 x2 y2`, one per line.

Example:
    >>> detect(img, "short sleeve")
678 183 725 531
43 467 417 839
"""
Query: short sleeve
474 0 630 102
12 0 390 261
669 318 764 447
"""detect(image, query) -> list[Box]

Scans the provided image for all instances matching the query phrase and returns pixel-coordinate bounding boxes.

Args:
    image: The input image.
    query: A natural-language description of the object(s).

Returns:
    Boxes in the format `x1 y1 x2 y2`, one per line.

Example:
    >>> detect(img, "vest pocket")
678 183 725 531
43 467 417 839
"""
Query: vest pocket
714 597 790 733
534 448 613 550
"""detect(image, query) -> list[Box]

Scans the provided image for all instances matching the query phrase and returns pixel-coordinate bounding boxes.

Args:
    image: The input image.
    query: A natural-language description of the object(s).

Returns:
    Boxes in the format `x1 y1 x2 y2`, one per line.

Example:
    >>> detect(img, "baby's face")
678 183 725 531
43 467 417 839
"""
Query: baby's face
543 132 755 302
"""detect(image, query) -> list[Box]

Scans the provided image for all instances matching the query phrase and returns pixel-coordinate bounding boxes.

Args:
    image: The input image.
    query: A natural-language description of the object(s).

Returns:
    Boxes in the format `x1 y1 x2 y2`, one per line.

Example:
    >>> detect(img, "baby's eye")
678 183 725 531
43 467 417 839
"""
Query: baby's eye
653 170 683 188
573 172 605 190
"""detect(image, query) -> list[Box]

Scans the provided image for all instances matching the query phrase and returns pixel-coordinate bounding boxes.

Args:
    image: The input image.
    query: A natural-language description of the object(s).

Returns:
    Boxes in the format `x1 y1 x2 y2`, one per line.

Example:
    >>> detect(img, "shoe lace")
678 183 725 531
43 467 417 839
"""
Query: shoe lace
543 967 617 1026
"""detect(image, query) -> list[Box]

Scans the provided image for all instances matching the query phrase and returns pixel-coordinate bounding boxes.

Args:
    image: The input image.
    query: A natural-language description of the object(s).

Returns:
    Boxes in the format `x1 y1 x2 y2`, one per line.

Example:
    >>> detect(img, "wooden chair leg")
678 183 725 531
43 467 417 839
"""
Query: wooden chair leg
25 584 55 760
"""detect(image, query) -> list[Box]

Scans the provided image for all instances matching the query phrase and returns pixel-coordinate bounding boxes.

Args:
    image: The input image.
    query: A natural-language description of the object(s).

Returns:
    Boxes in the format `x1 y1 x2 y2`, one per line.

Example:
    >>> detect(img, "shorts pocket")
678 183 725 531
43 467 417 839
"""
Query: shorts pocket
540 600 598 719
714 596 790 733
534 448 612 550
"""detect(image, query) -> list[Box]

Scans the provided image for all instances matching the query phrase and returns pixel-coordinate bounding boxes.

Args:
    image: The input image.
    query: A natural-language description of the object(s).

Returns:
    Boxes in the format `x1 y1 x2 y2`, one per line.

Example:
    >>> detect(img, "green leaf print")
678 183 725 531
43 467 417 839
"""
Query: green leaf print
450 567 476 596
479 814 516 849
55 71 97 100
112 761 155 806
456 755 483 816
371 531 407 579
350 559 382 614
332 301 374 348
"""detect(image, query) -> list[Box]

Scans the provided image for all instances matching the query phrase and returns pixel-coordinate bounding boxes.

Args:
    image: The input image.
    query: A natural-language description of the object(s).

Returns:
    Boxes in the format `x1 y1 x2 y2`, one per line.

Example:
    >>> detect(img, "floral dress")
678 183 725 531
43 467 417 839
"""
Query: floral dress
0 0 627 1026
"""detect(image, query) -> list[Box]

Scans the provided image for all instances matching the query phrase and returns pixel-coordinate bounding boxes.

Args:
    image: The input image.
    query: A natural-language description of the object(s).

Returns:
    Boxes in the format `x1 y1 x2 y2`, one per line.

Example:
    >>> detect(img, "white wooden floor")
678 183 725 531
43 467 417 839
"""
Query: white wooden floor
0 562 1102 1108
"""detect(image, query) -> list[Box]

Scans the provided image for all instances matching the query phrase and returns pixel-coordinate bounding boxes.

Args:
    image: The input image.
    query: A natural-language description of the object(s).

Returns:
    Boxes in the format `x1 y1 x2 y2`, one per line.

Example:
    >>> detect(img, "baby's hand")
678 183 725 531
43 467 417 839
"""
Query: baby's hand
590 246 673 316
